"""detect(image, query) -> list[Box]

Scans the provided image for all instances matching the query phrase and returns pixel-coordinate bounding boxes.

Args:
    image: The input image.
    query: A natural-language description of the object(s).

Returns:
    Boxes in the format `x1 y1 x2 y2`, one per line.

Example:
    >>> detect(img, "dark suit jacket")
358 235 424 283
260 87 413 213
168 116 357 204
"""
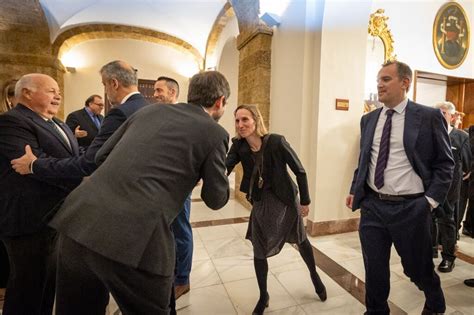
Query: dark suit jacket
447 129 471 201
50 103 229 276
349 100 454 210
0 104 80 237
32 93 149 181
226 134 311 207
66 107 103 148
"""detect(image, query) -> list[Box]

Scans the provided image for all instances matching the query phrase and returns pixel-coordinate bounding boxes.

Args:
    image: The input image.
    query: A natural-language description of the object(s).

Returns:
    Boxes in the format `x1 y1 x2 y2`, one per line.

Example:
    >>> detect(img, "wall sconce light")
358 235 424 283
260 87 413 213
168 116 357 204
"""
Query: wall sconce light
260 12 281 27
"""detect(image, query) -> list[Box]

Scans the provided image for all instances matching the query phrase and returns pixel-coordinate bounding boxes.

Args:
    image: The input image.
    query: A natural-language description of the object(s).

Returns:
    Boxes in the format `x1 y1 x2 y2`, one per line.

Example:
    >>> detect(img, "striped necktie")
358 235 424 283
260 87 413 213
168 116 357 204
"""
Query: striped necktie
47 119 71 150
374 109 395 189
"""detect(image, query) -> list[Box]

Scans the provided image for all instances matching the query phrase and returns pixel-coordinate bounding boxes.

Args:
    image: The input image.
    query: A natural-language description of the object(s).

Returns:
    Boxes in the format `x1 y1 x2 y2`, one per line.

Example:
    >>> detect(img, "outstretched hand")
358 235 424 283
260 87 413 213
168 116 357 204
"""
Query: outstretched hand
11 145 37 175
75 125 88 138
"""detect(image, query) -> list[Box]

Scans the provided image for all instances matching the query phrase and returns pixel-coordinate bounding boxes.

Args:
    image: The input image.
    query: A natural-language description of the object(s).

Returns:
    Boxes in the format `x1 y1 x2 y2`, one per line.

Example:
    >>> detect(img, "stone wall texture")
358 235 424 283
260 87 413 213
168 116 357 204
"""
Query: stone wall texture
0 0 65 117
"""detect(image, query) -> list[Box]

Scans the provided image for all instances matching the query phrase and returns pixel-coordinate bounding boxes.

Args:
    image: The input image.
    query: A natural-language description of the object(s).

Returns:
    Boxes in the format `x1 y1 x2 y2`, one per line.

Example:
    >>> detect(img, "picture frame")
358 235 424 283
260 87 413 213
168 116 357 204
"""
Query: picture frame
433 2 470 69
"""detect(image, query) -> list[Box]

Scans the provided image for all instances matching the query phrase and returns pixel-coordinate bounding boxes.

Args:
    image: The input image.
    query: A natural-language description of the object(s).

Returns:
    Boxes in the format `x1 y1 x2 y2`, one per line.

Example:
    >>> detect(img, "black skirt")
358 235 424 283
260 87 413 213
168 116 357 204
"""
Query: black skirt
246 189 307 259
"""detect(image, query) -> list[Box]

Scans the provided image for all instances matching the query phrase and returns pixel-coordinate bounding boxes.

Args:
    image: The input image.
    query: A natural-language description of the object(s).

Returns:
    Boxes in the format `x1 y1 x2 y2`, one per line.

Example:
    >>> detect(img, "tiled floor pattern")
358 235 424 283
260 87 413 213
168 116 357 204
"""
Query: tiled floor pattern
108 197 472 315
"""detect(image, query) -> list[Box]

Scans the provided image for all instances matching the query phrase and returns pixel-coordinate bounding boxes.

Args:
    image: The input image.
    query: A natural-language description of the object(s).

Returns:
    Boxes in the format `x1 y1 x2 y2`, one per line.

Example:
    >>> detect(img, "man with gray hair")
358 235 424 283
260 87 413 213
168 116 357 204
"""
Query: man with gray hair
51 70 231 315
0 73 80 314
11 60 149 181
432 101 471 272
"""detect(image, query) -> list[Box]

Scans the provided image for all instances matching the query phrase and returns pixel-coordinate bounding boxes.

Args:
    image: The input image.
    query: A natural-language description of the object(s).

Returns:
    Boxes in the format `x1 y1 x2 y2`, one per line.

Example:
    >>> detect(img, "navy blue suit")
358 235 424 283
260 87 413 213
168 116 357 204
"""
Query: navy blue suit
349 101 454 314
31 93 149 180
0 104 80 315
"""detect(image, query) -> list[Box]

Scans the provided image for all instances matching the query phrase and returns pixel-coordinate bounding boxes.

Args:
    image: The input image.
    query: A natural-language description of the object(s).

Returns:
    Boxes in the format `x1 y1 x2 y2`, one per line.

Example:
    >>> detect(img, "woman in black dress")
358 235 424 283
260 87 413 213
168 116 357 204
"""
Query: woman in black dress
226 104 326 314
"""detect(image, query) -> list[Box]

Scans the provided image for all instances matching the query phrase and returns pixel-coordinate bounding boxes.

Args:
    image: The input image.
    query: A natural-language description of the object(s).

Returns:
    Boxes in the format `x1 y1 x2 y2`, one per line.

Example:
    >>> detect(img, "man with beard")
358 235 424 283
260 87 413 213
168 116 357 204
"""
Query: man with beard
51 70 231 315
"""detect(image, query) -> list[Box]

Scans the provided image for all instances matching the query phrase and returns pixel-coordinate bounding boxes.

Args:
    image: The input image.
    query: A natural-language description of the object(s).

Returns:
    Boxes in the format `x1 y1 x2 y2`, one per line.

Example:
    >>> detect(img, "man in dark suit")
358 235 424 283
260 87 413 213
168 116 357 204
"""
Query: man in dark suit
346 61 454 315
11 60 149 181
432 102 471 273
464 125 474 288
155 75 193 300
0 73 80 315
65 94 104 149
50 70 231 315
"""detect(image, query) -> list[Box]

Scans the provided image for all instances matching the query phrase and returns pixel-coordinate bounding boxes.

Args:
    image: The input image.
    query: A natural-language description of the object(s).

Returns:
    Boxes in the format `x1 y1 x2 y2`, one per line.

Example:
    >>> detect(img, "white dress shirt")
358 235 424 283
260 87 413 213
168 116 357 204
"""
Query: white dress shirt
367 99 438 208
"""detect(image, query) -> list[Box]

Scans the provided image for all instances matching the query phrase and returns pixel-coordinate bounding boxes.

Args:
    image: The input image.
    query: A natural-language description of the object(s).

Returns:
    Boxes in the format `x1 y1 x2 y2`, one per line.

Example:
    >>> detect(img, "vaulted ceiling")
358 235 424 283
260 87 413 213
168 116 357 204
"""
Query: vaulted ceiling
39 0 228 56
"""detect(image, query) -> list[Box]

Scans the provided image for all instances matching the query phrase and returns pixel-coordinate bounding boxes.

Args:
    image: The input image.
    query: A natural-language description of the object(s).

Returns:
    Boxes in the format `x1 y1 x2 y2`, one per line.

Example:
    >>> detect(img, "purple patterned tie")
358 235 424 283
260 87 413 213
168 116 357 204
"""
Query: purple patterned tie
374 109 395 189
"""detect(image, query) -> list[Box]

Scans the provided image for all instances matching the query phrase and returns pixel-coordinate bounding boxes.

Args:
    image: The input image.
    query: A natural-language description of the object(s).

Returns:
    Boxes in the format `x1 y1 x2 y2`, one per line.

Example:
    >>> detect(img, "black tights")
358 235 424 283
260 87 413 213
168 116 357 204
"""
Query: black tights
253 239 324 298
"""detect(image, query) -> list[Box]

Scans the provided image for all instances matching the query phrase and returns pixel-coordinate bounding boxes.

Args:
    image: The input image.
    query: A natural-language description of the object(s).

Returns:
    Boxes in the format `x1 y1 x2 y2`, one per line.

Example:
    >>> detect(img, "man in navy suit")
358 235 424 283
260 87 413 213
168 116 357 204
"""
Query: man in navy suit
0 73 80 315
346 61 454 315
11 60 149 182
65 94 104 149
154 76 193 300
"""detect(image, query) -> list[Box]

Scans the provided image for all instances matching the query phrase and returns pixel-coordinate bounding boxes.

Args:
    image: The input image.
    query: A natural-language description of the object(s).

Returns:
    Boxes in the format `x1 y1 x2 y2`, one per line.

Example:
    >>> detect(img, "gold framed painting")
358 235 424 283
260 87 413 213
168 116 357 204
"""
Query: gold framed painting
433 2 470 69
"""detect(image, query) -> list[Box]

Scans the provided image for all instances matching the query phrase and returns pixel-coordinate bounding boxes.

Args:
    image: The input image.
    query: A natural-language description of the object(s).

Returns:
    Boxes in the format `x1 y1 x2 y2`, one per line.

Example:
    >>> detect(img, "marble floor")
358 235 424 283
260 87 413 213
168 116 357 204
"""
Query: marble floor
102 182 474 315
3 179 473 315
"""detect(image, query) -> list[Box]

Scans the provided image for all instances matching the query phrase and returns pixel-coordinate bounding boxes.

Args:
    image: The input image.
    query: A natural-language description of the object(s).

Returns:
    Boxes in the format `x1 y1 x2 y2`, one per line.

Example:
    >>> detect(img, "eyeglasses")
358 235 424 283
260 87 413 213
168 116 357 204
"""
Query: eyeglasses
93 103 104 107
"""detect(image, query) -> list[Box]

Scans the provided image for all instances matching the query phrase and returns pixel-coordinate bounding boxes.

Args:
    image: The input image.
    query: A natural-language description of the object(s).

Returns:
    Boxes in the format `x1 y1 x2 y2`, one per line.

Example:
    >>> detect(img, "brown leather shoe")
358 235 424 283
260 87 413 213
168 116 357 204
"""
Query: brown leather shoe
175 284 190 300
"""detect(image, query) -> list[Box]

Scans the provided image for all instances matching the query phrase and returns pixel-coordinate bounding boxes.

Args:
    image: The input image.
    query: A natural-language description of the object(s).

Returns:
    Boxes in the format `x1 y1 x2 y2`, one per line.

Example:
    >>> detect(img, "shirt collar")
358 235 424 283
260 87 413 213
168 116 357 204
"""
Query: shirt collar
120 91 140 104
382 98 408 115
84 106 94 116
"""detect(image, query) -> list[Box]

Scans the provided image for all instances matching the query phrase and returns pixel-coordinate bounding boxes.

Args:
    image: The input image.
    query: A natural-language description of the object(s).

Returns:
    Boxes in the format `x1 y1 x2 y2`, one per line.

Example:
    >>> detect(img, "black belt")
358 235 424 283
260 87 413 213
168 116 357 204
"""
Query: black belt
368 188 424 202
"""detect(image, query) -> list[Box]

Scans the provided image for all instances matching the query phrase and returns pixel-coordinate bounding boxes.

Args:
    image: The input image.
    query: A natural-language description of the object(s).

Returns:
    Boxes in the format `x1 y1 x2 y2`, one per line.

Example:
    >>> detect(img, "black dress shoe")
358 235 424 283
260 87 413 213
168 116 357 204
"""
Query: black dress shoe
437 259 454 273
464 278 474 287
462 228 472 237
252 292 269 315
421 305 445 314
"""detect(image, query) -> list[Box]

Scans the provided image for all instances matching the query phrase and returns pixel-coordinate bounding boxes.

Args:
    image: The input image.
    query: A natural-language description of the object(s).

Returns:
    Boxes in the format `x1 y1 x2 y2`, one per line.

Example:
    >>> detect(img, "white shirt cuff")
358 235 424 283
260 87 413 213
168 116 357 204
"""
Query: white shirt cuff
425 196 439 209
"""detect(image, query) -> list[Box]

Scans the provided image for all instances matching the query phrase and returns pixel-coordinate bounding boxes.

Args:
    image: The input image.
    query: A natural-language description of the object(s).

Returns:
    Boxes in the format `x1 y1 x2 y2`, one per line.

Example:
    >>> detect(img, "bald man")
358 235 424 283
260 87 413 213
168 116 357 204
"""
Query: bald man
0 73 80 315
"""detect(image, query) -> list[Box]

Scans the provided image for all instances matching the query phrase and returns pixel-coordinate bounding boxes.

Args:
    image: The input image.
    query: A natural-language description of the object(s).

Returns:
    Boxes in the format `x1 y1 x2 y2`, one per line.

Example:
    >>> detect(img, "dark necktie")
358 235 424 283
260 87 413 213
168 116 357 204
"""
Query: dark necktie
374 109 395 189
92 115 101 129
47 119 71 149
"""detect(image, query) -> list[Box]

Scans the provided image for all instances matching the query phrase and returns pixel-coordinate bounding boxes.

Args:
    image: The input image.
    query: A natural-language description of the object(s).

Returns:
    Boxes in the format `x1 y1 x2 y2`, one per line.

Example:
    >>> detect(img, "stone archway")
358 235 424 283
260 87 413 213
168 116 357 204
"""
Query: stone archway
53 24 204 70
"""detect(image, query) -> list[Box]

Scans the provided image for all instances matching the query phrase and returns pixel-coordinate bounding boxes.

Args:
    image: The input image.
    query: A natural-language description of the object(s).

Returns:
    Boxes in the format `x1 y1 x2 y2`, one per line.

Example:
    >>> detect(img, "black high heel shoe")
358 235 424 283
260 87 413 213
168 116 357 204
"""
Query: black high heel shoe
316 285 327 302
311 274 327 302
252 292 270 315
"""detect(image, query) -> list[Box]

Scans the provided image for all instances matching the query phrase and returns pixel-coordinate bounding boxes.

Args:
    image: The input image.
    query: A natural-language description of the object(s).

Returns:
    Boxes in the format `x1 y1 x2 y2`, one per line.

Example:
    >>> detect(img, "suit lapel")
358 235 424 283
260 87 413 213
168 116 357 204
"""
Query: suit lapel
363 108 382 154
17 104 74 154
403 101 421 165
53 118 78 154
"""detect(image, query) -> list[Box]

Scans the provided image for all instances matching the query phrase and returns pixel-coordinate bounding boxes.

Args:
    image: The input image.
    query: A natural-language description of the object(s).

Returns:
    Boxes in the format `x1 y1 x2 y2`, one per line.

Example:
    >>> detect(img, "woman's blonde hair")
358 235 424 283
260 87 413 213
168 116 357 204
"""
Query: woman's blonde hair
234 104 268 139
1 79 18 114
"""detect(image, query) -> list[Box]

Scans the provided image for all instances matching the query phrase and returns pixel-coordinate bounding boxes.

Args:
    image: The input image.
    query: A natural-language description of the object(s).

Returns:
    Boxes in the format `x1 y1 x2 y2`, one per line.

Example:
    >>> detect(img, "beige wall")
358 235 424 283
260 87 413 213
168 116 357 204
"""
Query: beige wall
217 36 239 137
62 39 200 115
215 16 240 137
269 0 474 225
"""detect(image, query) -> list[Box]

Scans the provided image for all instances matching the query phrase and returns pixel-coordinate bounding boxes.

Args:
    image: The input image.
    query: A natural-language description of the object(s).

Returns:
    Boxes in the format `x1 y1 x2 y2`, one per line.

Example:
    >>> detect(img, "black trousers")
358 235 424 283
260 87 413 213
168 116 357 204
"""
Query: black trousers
431 213 457 261
0 241 9 287
458 178 469 230
55 235 173 315
1 228 57 315
359 195 445 315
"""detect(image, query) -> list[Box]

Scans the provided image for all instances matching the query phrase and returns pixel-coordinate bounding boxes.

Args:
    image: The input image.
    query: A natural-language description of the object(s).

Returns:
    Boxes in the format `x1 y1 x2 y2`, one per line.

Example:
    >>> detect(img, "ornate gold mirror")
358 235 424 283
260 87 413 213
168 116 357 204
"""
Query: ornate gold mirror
368 9 396 62
364 9 396 112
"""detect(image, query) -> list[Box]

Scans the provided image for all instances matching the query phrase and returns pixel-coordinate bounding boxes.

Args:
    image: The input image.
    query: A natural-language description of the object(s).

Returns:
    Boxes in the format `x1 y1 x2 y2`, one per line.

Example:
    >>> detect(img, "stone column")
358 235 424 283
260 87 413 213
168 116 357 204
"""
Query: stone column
233 24 273 206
